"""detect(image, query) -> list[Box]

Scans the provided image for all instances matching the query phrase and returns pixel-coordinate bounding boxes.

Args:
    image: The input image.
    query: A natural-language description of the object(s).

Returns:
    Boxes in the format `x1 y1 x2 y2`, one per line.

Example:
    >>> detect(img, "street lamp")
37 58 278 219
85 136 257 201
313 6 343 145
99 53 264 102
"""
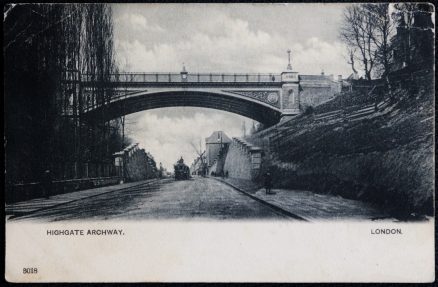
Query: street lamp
217 131 224 177
181 63 188 82
217 131 223 148
217 131 224 162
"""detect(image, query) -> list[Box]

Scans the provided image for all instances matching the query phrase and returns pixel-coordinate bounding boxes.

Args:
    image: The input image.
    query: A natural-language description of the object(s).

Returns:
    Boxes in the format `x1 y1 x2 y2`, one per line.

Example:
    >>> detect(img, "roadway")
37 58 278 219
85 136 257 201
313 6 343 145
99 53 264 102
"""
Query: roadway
9 177 291 221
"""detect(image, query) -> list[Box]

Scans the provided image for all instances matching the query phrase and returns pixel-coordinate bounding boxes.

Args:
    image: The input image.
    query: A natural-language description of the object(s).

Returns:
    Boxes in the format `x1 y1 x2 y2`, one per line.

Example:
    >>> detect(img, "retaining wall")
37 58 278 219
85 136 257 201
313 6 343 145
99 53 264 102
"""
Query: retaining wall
114 143 158 182
223 138 263 180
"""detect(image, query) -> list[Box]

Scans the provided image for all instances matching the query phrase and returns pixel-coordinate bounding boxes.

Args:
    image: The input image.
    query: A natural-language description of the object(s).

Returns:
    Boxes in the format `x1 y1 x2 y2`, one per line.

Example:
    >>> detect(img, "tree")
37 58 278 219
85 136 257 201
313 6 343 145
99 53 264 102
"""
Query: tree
391 3 434 69
346 47 359 76
341 4 399 79
365 3 395 78
190 140 207 176
340 4 378 80
391 3 416 66
4 4 124 182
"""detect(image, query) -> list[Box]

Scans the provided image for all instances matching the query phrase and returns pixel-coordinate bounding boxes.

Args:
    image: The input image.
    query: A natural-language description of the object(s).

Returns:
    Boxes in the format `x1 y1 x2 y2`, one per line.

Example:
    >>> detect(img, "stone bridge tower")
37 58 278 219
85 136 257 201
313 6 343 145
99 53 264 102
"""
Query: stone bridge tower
281 49 300 115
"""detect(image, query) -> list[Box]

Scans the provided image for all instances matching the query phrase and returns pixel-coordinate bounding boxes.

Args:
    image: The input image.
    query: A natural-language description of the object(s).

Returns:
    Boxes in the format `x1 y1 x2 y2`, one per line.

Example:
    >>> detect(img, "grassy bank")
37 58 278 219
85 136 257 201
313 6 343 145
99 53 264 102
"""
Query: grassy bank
248 72 434 219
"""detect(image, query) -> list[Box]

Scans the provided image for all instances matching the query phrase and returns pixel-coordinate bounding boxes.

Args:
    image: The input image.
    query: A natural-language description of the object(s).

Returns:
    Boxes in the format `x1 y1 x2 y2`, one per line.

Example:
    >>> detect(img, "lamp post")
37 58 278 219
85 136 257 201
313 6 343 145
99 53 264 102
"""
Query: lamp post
217 131 224 178
181 63 188 82
217 131 223 150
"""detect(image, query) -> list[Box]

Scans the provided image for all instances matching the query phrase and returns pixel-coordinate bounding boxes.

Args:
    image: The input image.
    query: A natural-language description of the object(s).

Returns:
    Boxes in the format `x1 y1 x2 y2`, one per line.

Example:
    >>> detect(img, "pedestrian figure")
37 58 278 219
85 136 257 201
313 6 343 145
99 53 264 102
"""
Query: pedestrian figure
264 172 273 194
41 170 52 199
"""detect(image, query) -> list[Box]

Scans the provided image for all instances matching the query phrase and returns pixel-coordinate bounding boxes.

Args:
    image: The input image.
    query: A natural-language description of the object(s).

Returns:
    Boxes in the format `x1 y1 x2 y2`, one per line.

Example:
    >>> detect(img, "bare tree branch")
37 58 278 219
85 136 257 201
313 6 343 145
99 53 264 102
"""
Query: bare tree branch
339 4 381 80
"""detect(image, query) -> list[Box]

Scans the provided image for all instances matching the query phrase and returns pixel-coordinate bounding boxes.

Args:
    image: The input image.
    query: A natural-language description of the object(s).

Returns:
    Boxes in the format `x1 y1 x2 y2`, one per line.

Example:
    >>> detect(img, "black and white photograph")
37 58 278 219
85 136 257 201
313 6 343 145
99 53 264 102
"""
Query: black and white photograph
4 2 435 282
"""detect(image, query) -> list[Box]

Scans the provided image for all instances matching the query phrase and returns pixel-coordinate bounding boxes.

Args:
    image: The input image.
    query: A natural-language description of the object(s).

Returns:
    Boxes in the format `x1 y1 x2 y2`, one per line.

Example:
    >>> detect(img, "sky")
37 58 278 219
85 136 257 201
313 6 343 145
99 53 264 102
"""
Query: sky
111 3 352 169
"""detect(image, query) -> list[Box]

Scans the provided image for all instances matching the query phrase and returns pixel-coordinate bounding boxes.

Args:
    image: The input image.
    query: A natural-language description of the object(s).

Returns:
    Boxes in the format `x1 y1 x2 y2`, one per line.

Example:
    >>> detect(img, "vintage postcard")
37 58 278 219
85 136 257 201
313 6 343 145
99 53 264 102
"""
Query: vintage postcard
4 2 435 283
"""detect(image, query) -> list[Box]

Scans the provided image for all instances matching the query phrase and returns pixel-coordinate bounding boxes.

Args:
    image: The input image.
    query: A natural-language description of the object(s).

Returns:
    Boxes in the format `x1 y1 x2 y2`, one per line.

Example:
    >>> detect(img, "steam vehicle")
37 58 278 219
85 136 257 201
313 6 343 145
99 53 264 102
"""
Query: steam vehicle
174 157 190 180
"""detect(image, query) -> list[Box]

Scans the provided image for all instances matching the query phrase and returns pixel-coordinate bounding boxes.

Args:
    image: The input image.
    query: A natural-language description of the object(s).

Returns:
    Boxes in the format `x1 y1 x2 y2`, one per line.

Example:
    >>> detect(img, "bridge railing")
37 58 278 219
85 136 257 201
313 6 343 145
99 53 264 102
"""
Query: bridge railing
82 73 282 83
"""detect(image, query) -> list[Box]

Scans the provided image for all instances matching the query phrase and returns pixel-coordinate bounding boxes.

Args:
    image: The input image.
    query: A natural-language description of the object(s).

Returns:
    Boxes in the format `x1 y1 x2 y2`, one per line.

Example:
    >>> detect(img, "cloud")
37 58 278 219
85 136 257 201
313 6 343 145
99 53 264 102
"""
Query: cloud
115 40 178 71
115 13 165 33
292 37 349 76
115 14 350 76
115 15 280 73
128 14 148 29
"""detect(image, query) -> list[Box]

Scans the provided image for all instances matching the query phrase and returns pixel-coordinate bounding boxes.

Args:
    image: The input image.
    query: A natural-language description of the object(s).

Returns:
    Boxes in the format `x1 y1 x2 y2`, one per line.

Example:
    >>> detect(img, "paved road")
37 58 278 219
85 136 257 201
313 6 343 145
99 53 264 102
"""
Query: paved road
11 177 290 221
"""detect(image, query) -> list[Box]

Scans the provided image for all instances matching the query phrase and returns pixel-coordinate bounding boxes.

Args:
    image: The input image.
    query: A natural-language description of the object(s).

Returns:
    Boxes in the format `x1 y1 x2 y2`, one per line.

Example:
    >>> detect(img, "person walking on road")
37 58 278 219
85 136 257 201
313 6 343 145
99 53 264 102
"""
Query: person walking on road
264 172 274 194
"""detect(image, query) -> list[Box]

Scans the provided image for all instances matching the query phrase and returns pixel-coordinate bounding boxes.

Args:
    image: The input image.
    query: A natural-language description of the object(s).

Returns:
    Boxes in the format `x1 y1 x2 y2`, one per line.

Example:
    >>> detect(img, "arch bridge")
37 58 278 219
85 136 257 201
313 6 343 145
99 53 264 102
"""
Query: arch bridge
81 69 301 126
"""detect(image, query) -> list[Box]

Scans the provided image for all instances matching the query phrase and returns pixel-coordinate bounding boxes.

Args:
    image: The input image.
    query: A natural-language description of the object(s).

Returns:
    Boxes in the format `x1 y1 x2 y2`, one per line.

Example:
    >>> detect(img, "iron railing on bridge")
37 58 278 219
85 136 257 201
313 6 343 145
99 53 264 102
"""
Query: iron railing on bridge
82 72 283 83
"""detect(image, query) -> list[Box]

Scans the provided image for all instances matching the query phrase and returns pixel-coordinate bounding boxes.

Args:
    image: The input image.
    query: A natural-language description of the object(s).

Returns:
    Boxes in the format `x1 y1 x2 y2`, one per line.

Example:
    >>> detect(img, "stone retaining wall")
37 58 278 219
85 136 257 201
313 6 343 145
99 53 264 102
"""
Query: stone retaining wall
114 143 158 182
223 138 263 180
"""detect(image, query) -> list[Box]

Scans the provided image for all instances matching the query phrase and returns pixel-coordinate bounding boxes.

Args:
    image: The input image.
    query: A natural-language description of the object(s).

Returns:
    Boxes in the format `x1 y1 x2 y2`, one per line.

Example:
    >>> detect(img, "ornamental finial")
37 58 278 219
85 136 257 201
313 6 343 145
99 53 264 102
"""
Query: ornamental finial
287 49 292 70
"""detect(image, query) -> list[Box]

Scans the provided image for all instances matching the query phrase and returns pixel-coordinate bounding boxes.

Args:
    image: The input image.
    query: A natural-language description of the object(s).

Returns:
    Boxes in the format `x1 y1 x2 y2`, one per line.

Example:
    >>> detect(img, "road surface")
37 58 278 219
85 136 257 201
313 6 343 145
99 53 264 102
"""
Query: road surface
10 177 290 221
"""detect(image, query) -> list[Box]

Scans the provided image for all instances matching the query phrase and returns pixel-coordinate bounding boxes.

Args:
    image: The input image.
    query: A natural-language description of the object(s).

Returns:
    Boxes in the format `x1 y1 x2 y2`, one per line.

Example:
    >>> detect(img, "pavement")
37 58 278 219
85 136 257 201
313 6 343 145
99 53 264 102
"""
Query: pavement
5 179 158 218
215 177 391 221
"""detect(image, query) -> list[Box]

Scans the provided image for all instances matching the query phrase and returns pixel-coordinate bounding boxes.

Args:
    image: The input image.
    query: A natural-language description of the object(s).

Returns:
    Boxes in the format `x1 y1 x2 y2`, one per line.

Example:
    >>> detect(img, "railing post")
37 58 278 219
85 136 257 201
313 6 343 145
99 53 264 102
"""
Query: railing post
168 73 171 82
221 74 224 82
197 74 200 82
210 73 212 82
246 74 249 81
143 73 146 82
85 162 89 178
156 74 158 82
258 73 260 82
234 74 236 82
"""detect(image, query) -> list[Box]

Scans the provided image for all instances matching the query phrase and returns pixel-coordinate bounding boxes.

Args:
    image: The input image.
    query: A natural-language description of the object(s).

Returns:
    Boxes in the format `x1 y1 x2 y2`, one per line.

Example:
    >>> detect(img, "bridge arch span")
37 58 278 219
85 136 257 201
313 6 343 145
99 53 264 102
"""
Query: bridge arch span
84 89 283 126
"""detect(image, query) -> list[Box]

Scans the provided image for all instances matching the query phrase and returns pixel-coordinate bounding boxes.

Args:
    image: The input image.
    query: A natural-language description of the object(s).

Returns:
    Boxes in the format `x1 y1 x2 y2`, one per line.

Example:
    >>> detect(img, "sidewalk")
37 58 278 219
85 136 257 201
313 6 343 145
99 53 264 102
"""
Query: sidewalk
217 177 390 221
5 179 158 217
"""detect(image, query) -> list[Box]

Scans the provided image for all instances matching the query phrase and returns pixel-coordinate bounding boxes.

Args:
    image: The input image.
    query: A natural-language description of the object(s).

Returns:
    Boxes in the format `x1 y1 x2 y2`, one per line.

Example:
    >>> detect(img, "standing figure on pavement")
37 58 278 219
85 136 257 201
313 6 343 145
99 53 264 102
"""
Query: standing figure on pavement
264 172 273 194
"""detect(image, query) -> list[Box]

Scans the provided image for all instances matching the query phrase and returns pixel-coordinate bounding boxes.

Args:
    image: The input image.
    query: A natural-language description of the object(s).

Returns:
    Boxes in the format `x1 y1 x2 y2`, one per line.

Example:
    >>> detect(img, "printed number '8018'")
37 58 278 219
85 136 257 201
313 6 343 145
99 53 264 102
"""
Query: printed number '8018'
23 268 38 274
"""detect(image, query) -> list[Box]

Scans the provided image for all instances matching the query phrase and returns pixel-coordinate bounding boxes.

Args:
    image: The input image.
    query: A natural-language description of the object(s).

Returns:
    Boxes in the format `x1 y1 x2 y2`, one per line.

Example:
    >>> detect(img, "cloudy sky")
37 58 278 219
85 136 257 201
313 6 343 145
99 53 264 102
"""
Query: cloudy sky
112 3 352 169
